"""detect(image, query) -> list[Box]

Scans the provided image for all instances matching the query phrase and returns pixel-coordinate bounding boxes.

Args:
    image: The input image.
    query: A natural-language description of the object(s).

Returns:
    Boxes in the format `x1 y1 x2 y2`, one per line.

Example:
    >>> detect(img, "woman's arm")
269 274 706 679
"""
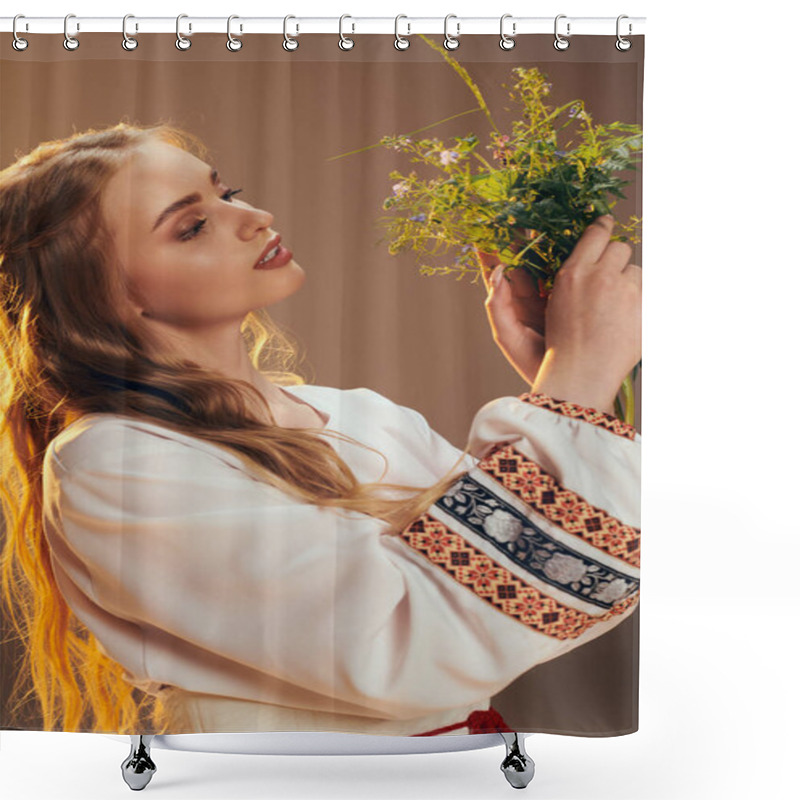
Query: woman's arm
399 387 640 659
43 393 638 722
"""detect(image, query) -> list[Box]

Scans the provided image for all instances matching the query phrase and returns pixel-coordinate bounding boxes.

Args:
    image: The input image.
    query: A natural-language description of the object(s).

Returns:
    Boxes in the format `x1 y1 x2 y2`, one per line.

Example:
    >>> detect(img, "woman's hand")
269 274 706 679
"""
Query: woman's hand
478 248 546 387
531 215 642 415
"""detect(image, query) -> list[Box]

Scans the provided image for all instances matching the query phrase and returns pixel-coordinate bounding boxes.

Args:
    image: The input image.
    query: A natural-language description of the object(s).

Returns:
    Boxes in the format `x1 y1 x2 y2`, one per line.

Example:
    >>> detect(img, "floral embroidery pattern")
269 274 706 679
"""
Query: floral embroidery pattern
399 511 639 641
477 443 640 569
519 392 638 441
433 473 639 609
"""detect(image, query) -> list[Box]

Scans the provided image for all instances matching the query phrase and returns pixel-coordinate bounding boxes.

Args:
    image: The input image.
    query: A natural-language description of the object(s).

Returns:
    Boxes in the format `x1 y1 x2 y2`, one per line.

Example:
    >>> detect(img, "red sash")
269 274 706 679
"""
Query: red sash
413 706 512 736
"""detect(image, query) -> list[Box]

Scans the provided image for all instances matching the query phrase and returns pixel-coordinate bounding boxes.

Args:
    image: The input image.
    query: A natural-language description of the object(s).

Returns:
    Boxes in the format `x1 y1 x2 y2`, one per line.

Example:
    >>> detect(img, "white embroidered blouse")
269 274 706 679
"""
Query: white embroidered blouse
41 385 641 735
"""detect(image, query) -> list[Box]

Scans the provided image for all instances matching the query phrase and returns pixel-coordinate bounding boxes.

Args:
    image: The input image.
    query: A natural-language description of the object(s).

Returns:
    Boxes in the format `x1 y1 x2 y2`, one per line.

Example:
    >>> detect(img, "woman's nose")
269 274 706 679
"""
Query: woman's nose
240 206 273 236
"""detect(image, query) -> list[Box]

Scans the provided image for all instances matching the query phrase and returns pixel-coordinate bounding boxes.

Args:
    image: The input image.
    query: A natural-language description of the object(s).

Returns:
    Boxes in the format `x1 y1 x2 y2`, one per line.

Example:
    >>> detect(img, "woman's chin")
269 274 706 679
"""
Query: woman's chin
255 261 305 304
287 259 306 281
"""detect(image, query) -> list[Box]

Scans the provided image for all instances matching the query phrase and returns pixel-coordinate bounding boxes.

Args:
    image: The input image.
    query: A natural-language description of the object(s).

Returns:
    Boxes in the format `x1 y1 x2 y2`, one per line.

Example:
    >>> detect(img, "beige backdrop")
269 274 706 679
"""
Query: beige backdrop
1 32 643 734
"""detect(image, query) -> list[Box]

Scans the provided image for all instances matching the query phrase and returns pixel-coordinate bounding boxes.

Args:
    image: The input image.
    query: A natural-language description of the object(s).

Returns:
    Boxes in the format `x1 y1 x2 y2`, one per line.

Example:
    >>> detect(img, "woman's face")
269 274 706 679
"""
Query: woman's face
101 138 305 328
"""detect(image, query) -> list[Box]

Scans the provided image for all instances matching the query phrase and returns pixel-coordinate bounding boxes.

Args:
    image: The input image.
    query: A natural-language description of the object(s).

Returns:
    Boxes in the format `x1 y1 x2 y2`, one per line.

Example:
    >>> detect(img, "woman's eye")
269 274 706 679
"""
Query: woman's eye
179 219 207 241
178 187 245 241
222 187 244 202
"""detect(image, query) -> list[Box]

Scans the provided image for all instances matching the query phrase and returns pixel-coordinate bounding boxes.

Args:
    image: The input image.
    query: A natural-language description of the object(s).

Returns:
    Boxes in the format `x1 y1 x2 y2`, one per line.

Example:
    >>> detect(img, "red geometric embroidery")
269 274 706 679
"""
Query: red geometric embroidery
399 514 639 641
477 444 641 569
519 391 637 441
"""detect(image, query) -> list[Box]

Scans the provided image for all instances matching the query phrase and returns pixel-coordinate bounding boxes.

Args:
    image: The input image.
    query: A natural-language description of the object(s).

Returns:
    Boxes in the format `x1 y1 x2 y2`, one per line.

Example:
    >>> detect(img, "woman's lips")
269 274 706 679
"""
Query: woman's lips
253 244 293 269
253 234 281 267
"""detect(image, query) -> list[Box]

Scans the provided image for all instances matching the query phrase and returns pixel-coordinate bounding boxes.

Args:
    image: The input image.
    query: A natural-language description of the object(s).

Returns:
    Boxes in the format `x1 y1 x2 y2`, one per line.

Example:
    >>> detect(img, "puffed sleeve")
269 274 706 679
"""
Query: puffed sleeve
42 390 640 721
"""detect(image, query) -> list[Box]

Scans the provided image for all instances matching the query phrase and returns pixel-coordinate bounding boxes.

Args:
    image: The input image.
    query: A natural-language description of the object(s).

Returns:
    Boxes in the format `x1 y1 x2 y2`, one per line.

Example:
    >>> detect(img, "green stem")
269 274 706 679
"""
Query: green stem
470 152 501 174
326 106 486 162
621 373 636 427
418 34 499 133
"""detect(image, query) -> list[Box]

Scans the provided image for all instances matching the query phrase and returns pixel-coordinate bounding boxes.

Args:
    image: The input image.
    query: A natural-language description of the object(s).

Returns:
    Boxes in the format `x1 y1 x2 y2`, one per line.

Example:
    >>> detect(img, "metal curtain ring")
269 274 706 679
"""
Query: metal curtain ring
339 14 354 50
122 14 138 50
553 14 570 51
499 14 516 50
63 13 79 50
283 15 299 51
12 14 29 51
394 14 410 50
176 13 191 50
616 15 632 51
227 15 242 51
443 14 460 50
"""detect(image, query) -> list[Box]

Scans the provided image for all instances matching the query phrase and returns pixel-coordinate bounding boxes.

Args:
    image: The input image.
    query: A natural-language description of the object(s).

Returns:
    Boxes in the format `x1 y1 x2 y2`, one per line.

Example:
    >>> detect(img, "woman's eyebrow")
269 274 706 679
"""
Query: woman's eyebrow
151 168 221 232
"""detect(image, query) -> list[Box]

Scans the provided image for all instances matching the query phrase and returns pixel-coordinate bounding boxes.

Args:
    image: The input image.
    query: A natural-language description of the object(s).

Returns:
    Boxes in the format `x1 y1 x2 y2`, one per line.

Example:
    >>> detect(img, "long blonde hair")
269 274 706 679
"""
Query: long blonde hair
0 122 470 734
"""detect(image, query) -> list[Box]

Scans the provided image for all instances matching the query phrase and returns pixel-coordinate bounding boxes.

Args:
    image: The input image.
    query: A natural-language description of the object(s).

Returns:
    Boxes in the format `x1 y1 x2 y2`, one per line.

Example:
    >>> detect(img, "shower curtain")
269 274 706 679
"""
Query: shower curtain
0 27 643 738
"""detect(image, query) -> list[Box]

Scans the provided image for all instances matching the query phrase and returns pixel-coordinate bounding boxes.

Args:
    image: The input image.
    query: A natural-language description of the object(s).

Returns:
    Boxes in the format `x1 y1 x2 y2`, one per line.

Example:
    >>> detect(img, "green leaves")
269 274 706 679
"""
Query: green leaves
470 171 513 202
369 55 642 290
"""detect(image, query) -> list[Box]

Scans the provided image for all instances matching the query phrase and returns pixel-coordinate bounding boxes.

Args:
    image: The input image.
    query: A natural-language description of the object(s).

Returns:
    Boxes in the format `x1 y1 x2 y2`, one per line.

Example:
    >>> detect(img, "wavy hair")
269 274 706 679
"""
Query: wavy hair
0 122 471 734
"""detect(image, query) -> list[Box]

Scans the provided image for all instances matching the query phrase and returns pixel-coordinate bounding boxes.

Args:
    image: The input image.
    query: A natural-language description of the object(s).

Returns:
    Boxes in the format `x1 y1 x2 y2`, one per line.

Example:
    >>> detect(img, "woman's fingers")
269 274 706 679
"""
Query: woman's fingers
500 267 547 335
483 270 546 385
601 240 634 272
477 248 539 299
506 264 538 299
622 262 642 288
477 249 503 293
484 267 512 338
561 215 615 270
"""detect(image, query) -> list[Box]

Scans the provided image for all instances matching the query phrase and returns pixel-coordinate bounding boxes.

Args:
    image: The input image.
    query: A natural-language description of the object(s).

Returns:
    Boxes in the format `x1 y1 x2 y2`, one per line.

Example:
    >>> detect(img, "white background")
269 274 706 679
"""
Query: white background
2 1 797 798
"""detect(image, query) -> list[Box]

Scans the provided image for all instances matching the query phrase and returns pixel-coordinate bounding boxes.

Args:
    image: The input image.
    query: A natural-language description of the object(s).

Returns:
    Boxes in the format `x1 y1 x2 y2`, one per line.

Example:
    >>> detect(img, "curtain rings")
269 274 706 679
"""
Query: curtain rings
443 14 460 50
6 15 635 53
499 14 515 50
227 15 243 51
394 14 410 50
339 14 355 50
122 14 138 51
63 13 79 50
176 13 191 50
553 14 570 51
283 15 299 51
12 14 28 51
616 15 632 51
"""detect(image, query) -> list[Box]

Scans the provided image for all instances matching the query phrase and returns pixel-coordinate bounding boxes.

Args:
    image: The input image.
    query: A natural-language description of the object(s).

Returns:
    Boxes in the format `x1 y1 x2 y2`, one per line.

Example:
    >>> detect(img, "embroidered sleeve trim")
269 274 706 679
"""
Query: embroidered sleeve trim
519 391 638 441
434 469 639 612
477 443 640 569
398 511 639 641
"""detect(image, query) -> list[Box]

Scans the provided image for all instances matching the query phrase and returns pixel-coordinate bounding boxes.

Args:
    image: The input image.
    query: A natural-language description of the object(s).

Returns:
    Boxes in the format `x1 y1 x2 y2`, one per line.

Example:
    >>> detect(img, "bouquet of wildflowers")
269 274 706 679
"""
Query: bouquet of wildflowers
335 34 642 424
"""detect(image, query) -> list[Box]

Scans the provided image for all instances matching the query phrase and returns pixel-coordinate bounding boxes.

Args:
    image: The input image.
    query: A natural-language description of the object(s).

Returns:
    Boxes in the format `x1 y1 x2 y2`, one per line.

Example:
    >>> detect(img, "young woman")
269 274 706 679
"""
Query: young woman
0 122 641 736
